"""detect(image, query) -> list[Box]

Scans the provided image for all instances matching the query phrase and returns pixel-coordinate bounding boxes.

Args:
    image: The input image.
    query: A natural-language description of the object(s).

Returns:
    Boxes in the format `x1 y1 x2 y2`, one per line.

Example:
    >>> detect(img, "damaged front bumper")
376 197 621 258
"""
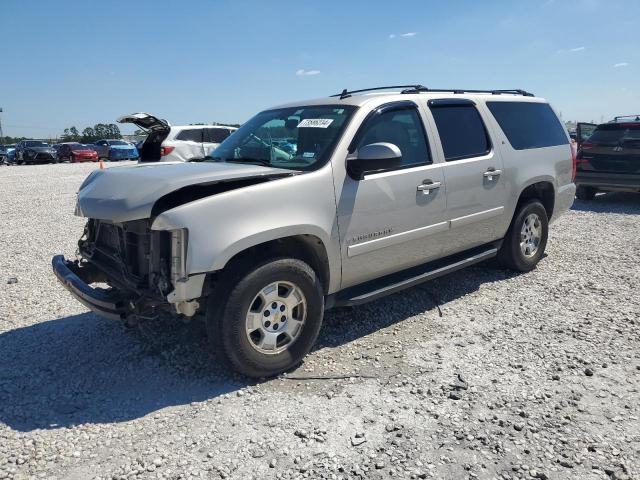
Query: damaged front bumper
52 255 131 320
52 254 207 320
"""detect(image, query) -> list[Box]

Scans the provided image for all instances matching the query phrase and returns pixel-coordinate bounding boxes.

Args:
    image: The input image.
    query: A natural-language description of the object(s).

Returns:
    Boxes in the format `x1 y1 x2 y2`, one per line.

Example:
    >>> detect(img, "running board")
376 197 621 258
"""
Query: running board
327 245 498 309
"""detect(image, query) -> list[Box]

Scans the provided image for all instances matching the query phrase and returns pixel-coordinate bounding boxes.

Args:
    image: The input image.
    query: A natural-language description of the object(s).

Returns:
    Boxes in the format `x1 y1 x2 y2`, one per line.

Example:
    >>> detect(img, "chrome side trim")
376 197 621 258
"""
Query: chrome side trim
450 206 504 229
347 221 449 257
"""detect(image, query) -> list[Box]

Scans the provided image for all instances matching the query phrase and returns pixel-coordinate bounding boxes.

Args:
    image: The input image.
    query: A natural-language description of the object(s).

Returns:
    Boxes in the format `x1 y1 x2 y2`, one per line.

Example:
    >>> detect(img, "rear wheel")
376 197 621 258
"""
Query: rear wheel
206 258 324 378
576 185 597 200
498 199 548 272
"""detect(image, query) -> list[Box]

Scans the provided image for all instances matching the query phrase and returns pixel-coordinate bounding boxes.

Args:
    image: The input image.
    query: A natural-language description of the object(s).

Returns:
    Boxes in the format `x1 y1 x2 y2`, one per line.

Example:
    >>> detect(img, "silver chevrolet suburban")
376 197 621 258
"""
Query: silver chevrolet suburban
53 85 576 378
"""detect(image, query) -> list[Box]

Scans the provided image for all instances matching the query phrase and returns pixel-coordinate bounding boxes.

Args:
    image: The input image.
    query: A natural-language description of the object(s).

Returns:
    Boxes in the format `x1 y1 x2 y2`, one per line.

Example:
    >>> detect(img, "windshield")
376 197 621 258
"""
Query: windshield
70 143 91 151
207 105 357 170
24 141 49 147
109 140 129 146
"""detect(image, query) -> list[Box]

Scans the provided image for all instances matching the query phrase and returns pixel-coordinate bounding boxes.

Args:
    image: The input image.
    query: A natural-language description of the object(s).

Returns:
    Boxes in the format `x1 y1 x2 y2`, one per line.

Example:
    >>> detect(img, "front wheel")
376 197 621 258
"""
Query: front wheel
206 258 324 378
497 199 548 272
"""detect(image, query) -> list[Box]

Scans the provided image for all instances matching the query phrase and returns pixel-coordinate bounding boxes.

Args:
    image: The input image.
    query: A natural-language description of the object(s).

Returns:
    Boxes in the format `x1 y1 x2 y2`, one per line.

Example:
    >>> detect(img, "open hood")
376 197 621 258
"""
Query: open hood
75 161 293 222
117 112 170 133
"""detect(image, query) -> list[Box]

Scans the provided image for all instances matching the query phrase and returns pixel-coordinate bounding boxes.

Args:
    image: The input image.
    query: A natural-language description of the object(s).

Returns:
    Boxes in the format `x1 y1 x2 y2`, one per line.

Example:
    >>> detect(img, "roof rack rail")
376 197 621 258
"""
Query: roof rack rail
400 86 535 96
612 114 640 122
331 85 535 99
331 85 427 99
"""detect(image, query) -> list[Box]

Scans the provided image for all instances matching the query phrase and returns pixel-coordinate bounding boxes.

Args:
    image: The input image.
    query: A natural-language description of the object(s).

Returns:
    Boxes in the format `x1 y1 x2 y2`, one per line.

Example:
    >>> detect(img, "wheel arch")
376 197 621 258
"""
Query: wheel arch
515 180 555 220
210 234 333 295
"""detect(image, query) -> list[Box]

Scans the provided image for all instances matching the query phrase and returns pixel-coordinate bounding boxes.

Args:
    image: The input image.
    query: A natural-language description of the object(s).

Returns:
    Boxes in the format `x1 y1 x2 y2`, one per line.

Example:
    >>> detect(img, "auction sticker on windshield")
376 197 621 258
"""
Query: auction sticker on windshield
298 119 334 128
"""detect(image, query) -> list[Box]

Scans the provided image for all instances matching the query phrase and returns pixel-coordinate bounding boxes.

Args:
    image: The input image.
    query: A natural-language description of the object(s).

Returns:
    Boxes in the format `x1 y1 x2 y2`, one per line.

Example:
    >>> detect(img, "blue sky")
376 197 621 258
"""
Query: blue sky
1 0 638 138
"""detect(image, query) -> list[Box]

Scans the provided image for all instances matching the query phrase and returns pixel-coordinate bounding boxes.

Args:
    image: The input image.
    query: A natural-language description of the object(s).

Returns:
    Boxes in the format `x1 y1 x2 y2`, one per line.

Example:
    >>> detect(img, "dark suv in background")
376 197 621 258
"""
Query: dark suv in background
15 140 59 164
576 116 640 200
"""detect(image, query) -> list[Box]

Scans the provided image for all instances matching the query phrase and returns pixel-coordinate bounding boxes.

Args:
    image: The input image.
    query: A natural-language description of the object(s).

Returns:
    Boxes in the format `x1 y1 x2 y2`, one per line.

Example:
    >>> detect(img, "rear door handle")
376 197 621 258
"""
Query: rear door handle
483 169 502 179
417 181 441 194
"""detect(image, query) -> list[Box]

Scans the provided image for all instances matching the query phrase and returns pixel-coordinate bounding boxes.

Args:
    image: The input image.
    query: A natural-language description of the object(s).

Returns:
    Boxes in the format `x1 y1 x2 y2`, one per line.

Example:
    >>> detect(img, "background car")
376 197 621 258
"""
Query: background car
575 116 640 199
5 144 17 163
0 144 15 163
92 139 139 161
135 138 146 152
52 143 63 156
57 142 99 162
117 113 237 162
15 140 58 164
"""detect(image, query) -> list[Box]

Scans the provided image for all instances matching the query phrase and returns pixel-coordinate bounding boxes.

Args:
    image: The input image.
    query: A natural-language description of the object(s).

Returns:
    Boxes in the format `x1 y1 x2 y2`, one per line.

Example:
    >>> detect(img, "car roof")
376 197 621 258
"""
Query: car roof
270 90 548 110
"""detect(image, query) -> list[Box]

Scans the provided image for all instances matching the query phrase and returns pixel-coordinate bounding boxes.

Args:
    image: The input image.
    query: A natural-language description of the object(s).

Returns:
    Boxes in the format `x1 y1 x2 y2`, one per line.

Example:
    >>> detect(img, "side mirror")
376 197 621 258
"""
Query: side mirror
347 142 402 180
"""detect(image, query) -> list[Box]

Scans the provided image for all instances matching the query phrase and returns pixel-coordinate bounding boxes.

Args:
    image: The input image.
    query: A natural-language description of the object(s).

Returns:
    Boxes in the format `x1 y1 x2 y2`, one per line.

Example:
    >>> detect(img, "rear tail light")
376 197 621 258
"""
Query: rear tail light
160 146 175 156
581 142 594 150
571 143 577 182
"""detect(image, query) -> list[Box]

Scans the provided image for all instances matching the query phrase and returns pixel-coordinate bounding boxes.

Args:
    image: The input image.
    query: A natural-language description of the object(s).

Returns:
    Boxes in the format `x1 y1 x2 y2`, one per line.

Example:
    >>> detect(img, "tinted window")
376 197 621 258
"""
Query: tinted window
176 129 203 142
205 128 231 143
356 106 431 167
588 124 640 147
487 101 568 150
430 105 490 161
24 141 49 147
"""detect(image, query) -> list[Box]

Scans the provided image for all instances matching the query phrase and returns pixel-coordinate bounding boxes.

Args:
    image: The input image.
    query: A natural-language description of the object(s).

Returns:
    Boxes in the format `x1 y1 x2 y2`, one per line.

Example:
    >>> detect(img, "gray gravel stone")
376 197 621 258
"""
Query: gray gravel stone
0 163 639 479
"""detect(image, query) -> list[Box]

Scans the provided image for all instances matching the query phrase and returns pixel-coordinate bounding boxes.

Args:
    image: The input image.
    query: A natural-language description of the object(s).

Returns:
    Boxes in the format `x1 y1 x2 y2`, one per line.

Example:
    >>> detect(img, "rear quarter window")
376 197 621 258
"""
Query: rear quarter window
204 128 231 143
176 129 203 142
486 101 568 150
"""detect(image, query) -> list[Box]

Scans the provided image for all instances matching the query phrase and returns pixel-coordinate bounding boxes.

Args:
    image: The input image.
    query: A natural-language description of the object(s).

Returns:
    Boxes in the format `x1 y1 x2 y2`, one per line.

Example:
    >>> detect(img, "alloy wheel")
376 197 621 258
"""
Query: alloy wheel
244 281 307 355
520 213 542 257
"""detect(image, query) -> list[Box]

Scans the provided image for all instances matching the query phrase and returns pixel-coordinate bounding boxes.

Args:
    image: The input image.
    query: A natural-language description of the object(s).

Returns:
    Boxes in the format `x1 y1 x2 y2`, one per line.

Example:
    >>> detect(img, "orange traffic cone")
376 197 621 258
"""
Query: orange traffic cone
99 158 104 170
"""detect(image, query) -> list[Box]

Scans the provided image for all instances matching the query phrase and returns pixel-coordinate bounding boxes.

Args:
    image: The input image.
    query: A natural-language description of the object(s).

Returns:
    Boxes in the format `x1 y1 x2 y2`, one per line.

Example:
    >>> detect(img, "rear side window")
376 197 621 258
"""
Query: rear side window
204 128 231 143
430 105 491 161
487 102 568 150
176 129 203 142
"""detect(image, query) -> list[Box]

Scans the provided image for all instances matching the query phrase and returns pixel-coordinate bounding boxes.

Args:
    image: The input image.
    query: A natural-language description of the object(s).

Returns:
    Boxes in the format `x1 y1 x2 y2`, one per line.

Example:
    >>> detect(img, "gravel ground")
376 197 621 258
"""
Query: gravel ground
0 162 639 480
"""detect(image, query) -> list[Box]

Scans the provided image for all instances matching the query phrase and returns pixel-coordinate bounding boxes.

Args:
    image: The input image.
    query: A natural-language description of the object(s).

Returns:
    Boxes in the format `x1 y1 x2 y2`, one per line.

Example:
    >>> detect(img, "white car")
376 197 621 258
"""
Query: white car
117 113 237 162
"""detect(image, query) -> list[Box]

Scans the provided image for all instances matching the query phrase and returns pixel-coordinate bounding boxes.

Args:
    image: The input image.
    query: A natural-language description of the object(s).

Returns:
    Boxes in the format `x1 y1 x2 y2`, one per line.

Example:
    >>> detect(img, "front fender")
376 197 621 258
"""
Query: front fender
151 165 342 293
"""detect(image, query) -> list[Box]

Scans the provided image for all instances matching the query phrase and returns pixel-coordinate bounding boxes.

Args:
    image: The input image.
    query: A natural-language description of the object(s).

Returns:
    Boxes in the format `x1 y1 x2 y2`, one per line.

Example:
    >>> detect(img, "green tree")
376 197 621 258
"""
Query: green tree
61 126 81 142
105 123 122 139
81 127 95 143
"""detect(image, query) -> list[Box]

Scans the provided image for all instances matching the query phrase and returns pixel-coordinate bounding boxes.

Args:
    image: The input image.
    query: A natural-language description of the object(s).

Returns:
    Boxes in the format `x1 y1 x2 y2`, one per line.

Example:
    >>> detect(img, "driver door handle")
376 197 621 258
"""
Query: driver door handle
417 181 441 194
483 168 502 179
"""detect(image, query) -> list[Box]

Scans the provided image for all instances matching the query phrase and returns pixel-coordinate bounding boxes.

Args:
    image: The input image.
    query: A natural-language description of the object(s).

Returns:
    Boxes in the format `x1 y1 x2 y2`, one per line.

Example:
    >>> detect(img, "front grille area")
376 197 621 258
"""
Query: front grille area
79 219 171 297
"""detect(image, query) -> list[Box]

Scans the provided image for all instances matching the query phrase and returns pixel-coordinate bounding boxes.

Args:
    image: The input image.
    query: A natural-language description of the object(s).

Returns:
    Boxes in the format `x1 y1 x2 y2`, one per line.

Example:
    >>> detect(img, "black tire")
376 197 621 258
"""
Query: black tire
576 185 597 200
206 258 324 378
497 199 548 272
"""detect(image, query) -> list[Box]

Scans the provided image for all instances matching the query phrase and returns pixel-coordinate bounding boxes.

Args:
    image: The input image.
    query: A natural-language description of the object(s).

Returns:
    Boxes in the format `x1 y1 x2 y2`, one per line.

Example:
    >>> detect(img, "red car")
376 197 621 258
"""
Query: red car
58 143 99 163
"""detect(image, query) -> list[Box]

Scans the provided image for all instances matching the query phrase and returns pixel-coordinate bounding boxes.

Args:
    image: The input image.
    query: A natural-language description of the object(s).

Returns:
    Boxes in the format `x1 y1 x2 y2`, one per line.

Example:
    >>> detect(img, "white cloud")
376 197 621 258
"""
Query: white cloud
400 32 417 37
389 34 396 39
556 46 586 54
295 69 321 76
613 62 629 68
